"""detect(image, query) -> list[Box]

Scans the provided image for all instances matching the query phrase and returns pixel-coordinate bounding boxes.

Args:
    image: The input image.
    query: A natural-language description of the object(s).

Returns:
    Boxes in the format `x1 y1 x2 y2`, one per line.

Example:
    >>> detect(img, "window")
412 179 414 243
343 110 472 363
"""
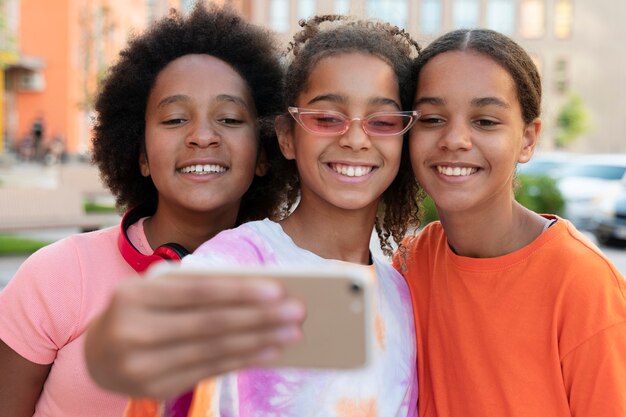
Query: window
334 0 350 14
366 0 408 28
486 0 515 34
298 0 316 21
270 0 290 32
181 0 194 13
420 0 442 35
453 0 480 29
519 0 545 38
554 0 573 39
555 58 568 93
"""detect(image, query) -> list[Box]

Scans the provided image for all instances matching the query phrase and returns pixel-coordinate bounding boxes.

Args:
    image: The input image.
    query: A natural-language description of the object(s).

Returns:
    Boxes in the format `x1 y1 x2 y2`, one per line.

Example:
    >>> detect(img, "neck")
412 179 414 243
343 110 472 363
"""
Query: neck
144 204 239 253
279 199 377 265
439 200 548 258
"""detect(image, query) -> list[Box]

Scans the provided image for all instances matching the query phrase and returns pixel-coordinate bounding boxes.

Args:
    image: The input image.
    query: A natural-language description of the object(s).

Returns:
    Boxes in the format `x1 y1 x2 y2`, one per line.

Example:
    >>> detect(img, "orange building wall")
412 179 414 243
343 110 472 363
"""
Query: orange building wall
15 0 152 154
13 0 235 154
16 0 72 150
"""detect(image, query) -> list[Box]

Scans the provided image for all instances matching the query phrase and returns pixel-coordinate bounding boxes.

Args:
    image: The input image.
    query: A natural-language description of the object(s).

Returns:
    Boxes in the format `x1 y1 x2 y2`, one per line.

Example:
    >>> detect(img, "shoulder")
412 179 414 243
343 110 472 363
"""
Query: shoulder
543 219 624 288
14 226 120 275
188 220 279 266
540 219 626 351
393 221 444 273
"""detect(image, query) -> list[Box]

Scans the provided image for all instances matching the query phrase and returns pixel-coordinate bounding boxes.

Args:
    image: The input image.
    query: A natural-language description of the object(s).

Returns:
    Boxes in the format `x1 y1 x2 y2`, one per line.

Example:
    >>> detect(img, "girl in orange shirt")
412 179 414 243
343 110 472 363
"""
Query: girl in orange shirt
395 28 626 417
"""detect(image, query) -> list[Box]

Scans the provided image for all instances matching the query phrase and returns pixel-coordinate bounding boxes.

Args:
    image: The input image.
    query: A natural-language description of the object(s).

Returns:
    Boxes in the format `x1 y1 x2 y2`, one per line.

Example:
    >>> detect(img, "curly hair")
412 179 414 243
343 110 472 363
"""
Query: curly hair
275 15 424 257
91 3 284 223
414 29 542 124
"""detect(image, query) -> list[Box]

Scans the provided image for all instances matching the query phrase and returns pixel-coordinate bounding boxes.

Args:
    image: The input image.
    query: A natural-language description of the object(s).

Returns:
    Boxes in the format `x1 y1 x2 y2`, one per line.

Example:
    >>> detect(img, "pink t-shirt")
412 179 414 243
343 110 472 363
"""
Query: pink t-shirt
0 222 149 416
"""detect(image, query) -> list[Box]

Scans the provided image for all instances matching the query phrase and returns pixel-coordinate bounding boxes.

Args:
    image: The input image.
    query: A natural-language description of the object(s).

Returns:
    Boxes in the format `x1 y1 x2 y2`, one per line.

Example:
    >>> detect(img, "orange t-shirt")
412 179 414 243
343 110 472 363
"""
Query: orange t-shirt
394 216 626 416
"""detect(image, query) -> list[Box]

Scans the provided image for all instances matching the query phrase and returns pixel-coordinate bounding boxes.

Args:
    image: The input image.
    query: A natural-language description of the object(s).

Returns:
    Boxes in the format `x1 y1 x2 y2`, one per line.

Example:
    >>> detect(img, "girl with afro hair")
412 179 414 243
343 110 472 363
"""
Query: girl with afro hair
0 3 296 416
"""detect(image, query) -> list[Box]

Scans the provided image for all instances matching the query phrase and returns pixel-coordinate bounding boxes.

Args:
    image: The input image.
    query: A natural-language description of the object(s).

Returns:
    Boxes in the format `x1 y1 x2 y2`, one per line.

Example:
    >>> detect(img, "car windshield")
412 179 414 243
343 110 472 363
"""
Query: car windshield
558 164 626 180
518 161 565 176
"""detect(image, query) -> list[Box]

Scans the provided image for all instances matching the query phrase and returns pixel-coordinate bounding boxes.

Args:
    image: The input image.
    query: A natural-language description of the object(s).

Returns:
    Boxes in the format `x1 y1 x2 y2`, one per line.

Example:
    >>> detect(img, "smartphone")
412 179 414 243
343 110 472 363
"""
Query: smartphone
146 262 374 370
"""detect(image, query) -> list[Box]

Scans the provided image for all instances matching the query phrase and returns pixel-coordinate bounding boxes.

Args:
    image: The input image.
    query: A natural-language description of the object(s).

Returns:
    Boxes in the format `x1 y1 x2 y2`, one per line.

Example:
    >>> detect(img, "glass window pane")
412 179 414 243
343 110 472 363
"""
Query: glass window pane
453 0 480 29
366 0 408 28
486 0 515 34
270 0 290 32
555 58 568 93
554 0 573 38
520 0 545 38
298 0 316 20
421 0 442 35
335 0 350 14
181 0 194 13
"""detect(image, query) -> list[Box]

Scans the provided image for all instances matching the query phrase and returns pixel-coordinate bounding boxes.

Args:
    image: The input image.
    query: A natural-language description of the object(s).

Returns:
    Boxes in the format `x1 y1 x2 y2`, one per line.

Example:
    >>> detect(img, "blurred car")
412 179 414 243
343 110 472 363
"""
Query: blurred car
591 186 626 244
555 154 626 230
517 151 574 178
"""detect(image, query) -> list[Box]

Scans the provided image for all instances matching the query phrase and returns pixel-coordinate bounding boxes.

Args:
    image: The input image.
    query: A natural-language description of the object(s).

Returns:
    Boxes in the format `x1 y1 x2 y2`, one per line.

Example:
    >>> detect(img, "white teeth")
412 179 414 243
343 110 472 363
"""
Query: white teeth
179 164 227 174
437 166 477 176
331 163 373 177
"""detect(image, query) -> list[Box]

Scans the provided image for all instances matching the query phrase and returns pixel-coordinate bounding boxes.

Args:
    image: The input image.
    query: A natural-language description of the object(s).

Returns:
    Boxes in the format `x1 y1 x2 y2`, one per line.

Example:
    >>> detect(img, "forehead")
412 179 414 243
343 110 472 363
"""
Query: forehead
149 54 254 106
416 51 517 103
300 52 400 104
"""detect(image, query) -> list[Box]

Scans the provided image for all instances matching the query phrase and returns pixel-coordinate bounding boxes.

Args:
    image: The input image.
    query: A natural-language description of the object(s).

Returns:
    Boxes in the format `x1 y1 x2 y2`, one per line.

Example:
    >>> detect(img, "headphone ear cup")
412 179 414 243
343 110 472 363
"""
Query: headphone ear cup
154 242 190 261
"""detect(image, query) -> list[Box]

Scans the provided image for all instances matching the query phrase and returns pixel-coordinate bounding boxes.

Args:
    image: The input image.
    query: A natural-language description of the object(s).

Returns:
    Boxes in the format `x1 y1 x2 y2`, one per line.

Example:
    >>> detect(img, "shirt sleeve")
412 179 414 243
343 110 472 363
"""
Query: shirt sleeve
562 320 626 416
0 237 84 364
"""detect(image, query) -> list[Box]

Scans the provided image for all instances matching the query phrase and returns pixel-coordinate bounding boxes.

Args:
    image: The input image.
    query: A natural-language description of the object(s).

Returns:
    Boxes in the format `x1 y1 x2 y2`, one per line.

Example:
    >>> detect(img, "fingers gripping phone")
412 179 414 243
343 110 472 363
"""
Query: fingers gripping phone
146 263 375 370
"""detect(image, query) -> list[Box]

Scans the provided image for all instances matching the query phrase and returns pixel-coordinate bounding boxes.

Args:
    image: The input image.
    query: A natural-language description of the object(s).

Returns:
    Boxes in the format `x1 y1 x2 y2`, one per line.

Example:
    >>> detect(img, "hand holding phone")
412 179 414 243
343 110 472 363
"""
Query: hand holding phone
147 262 375 369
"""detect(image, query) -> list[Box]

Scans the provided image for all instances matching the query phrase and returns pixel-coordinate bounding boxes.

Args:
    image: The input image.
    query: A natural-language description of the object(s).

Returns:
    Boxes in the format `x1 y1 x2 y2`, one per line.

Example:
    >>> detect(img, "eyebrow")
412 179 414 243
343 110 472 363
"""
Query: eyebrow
215 94 251 110
414 96 510 109
156 94 251 110
471 96 510 109
414 96 444 107
157 94 189 108
307 94 401 110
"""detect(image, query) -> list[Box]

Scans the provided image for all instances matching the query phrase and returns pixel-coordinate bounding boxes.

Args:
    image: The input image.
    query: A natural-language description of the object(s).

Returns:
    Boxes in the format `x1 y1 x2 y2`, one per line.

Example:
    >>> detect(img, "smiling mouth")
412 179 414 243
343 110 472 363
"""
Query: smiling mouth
436 166 478 176
178 164 227 174
329 163 374 177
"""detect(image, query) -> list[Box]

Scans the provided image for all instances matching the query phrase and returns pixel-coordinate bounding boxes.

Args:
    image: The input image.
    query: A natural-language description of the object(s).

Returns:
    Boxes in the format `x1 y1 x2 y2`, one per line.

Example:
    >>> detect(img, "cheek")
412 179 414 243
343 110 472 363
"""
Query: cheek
408 136 425 167
234 132 263 172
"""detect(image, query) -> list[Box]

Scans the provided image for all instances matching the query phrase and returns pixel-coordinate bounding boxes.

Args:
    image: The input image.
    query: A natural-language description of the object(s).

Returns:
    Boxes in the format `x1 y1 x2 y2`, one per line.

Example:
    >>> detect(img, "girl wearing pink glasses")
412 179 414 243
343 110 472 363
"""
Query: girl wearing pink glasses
87 14 424 417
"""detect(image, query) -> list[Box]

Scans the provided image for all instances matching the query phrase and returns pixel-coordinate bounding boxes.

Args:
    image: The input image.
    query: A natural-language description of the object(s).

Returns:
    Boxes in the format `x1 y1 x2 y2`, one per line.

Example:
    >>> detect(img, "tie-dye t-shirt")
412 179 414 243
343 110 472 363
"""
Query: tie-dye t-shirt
125 219 417 417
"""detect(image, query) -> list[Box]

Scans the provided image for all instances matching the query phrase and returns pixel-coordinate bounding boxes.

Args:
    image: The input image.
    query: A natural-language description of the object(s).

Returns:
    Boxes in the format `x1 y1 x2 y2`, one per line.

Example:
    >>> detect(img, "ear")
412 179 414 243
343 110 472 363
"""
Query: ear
255 147 268 177
275 115 296 160
518 118 541 164
139 151 150 177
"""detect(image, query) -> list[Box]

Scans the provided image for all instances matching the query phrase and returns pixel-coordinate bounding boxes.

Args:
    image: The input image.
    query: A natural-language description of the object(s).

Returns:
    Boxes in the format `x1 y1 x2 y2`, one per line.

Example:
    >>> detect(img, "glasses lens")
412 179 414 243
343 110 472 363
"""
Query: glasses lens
298 112 347 134
365 114 413 136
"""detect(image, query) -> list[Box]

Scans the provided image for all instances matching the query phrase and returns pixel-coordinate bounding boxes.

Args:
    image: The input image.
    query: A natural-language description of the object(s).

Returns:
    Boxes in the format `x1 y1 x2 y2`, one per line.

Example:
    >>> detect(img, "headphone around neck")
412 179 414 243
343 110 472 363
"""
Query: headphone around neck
118 204 190 272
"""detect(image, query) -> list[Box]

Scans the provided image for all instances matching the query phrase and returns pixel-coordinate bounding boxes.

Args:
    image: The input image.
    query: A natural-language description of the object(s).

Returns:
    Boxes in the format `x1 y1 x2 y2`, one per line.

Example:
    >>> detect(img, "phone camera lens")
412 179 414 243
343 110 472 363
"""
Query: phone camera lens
350 283 362 293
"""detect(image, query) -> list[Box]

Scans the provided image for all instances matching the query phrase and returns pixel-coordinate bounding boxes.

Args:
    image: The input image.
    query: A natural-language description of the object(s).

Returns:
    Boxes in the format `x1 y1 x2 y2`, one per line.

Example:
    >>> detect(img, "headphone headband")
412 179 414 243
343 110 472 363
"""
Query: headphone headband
118 205 189 272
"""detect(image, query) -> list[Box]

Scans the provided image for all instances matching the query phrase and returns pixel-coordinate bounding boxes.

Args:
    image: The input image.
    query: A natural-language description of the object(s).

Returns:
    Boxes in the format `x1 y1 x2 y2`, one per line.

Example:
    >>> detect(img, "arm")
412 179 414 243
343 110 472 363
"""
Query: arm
85 271 305 399
0 339 51 417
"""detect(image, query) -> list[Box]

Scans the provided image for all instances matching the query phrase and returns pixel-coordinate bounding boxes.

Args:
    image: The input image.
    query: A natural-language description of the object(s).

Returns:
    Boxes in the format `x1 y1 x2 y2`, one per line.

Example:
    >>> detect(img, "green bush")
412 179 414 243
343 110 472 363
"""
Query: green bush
419 174 565 226
515 174 565 215
84 201 117 213
0 235 51 256
420 195 439 225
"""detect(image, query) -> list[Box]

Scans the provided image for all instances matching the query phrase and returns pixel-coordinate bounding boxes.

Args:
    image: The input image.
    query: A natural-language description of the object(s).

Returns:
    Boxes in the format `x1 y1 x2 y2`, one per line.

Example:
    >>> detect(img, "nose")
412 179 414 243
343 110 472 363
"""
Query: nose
186 120 220 148
338 119 372 151
438 118 472 151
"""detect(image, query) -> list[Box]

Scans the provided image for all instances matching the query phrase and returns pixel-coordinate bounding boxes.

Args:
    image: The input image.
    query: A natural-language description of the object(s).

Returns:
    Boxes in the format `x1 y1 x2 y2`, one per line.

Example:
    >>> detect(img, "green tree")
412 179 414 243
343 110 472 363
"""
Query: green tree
554 92 590 148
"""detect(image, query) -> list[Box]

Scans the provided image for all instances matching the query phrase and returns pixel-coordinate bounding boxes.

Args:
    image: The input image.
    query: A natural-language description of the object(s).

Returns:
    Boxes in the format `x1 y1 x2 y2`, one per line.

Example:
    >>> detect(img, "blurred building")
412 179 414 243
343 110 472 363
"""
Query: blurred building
0 0 229 156
237 0 626 153
2 0 625 155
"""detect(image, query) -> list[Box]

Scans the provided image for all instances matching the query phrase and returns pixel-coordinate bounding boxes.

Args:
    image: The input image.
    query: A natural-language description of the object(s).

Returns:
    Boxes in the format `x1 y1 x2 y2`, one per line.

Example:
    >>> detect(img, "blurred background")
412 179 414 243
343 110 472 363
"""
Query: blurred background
2 0 626 287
